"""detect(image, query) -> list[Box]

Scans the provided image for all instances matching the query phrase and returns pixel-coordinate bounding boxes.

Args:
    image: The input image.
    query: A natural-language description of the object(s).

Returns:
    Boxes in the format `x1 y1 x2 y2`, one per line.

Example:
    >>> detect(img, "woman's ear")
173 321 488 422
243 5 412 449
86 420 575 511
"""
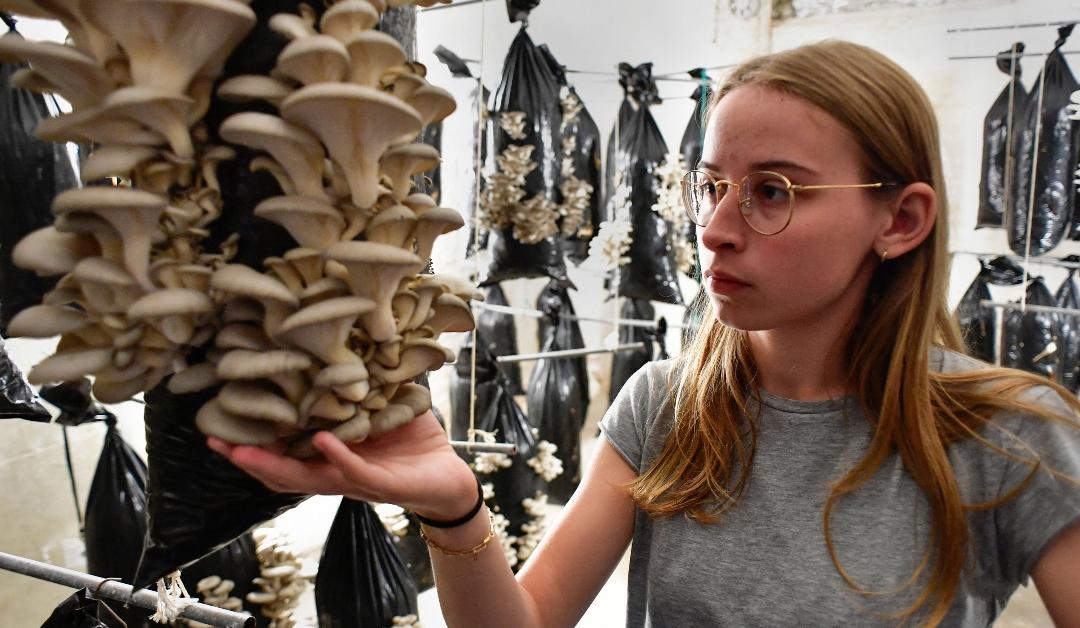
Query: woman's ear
874 182 937 260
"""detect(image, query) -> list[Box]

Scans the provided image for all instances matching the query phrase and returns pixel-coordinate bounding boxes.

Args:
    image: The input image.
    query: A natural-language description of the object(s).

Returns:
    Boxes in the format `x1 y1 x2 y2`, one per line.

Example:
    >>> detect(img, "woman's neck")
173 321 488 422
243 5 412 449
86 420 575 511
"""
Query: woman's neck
748 309 858 402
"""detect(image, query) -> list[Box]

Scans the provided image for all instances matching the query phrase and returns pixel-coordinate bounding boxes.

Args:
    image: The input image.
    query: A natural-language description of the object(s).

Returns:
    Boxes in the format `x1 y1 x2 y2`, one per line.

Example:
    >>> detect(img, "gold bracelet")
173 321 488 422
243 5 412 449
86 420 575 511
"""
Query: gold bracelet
419 512 496 560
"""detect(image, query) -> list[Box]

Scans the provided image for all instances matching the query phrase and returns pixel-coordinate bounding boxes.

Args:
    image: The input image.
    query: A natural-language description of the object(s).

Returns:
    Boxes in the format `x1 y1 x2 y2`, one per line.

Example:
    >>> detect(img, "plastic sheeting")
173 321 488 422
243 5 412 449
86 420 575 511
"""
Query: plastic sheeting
40 379 115 427
0 336 50 422
1002 278 1063 380
315 499 418 628
479 27 567 285
977 43 1027 229
609 298 657 402
475 283 523 394
39 589 126 628
955 263 996 363
1008 25 1080 256
1055 261 1079 392
526 280 588 503
607 63 683 304
0 27 79 334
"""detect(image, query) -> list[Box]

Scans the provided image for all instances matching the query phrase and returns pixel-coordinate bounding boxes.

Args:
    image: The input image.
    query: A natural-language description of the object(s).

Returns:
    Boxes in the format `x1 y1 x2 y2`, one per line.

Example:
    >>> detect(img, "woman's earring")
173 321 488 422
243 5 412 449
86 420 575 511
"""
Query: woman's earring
880 249 889 262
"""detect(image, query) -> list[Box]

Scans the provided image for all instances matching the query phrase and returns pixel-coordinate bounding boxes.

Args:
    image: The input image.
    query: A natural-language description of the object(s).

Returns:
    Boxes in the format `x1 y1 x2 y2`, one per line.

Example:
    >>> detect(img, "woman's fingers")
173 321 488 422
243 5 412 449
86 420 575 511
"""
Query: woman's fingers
312 431 399 499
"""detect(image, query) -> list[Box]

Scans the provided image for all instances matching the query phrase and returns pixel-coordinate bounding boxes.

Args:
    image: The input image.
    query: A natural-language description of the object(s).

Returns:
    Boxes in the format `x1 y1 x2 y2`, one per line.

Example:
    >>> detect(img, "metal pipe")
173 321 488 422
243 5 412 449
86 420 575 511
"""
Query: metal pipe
0 552 255 627
946 20 1077 34
979 300 1080 318
949 49 1080 61
473 301 685 329
449 441 518 455
951 251 1080 270
496 342 647 363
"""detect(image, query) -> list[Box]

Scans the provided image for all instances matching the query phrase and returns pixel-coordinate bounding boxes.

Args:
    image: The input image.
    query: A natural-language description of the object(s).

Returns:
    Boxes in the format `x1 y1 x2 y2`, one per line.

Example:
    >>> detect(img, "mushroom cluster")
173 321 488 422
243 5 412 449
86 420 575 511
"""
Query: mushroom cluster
171 0 477 454
557 91 593 239
0 0 257 403
652 152 695 274
248 527 309 628
184 575 246 627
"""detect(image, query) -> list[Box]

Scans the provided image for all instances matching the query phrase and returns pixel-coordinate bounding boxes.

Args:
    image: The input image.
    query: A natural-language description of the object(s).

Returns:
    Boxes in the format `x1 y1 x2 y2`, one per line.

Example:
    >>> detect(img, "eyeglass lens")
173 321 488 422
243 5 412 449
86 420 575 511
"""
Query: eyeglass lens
681 171 794 235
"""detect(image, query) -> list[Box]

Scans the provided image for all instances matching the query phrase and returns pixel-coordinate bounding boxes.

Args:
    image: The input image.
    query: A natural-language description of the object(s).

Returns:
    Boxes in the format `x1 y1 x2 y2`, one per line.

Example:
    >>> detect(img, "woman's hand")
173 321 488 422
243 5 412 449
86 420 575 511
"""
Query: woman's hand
207 410 479 520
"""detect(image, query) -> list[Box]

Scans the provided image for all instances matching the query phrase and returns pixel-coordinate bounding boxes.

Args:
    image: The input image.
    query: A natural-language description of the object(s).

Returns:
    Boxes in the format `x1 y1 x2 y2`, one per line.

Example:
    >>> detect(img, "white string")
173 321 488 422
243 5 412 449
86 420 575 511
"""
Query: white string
467 0 488 450
1002 43 1019 232
1020 50 1049 311
610 81 623 347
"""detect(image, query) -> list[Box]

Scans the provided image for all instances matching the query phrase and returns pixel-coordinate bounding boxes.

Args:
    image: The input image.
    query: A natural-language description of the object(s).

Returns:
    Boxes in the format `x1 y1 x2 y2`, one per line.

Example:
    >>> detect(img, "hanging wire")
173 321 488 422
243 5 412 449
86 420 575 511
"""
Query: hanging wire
946 20 1078 34
466 0 488 452
1019 51 1049 311
949 49 1080 61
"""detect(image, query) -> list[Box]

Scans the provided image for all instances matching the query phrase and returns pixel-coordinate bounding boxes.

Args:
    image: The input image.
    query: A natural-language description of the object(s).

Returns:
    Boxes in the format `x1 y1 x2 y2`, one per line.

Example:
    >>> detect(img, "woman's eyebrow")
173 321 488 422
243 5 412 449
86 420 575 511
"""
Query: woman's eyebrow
697 159 819 177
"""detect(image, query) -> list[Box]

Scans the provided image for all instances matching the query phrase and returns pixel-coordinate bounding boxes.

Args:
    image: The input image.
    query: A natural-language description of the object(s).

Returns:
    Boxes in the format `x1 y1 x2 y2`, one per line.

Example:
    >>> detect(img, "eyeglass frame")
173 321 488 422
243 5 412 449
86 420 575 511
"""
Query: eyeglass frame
680 169 903 235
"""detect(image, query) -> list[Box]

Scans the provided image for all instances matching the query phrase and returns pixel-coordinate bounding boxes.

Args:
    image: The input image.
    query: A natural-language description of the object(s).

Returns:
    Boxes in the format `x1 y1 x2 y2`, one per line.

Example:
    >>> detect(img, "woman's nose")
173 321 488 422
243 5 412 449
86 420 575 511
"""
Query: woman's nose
698 190 747 253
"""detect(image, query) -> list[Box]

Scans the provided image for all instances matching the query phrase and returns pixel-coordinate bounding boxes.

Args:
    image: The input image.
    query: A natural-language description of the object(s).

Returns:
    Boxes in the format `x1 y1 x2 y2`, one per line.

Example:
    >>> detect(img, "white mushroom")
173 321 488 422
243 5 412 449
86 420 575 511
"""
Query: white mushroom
6 305 89 338
367 337 448 384
368 403 414 437
326 241 422 342
72 257 142 314
254 196 345 250
0 36 116 107
167 362 221 394
280 83 422 209
51 187 167 290
313 361 370 403
406 84 457 128
275 34 349 86
342 30 406 88
320 1 380 43
27 347 113 385
276 296 374 365
411 205 464 262
127 288 214 345
216 75 293 108
218 381 300 426
363 203 415 248
422 293 474 336
196 398 280 446
80 145 160 183
219 112 330 202
12 227 99 276
211 264 298 337
379 143 440 201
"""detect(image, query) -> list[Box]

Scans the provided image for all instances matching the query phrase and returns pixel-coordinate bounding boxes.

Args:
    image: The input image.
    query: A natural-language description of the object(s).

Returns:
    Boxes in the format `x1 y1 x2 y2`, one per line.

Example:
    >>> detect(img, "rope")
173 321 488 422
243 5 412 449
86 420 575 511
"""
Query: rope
467 0 488 452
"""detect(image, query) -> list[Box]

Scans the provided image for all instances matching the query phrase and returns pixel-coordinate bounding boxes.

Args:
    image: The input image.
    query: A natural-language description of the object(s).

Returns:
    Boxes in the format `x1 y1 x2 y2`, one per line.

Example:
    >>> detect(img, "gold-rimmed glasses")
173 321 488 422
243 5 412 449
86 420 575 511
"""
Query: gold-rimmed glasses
680 170 900 235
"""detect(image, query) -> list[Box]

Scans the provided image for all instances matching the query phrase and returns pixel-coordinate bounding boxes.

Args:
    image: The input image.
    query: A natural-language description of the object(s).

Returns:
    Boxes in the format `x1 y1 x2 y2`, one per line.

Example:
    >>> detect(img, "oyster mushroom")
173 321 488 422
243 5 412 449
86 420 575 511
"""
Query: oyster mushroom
97 86 196 159
254 195 345 249
251 156 297 195
363 203 415 248
264 257 305 294
127 288 214 345
6 305 89 338
12 227 98 276
300 277 349 306
423 293 474 335
27 347 113 385
287 407 371 458
406 84 457 128
218 381 299 426
276 35 349 86
216 349 311 404
383 69 426 101
367 337 448 384
51 187 167 290
0 36 115 107
402 192 436 214
268 11 317 42
215 323 275 351
72 257 142 314
411 205 464 262
219 112 330 201
53 212 125 265
83 0 256 93
211 264 298 336
320 1 380 43
216 75 293 108
342 30 406 88
391 288 419 334
326 241 422 342
280 83 422 209
284 248 324 286
405 275 445 330
314 361 370 403
390 382 432 416
368 403 415 437
80 145 160 183
4 0 119 66
196 398 279 446
300 389 358 424
379 143 440 201
276 296 374 365
167 362 221 394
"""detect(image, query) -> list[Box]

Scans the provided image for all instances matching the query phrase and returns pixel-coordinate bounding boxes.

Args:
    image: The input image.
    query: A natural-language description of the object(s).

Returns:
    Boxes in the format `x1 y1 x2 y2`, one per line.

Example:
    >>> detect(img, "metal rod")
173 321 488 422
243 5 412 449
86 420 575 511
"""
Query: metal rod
979 300 1080 318
449 441 518 455
496 342 647 363
946 20 1077 33
419 0 486 12
949 49 1080 61
0 552 255 628
473 301 685 329
951 251 1080 270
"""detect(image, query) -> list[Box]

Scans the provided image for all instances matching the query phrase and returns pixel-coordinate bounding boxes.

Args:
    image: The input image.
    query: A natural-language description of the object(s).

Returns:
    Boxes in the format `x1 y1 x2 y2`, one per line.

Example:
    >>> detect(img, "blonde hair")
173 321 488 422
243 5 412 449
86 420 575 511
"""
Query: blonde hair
628 40 1080 625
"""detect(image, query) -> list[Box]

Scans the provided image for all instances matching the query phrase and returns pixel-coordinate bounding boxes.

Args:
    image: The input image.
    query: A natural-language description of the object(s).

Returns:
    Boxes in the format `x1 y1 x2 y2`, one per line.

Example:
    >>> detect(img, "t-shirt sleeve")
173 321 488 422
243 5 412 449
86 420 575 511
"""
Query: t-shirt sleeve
598 361 658 473
993 387 1080 585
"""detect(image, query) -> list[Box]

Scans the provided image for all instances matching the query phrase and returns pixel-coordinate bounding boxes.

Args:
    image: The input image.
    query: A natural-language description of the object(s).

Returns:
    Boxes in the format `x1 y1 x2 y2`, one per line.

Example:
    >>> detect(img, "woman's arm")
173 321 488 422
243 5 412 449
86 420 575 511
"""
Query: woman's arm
1031 519 1080 628
208 414 637 628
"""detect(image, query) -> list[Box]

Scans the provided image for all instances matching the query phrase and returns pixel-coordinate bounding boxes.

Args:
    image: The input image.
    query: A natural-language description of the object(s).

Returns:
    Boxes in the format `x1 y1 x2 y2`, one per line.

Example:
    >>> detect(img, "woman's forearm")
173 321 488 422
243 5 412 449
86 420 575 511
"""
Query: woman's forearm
425 505 543 628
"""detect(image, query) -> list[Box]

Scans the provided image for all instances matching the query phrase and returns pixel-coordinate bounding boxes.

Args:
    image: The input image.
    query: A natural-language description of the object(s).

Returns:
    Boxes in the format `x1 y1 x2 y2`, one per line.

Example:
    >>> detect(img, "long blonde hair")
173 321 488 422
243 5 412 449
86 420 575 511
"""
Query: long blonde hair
628 40 1080 625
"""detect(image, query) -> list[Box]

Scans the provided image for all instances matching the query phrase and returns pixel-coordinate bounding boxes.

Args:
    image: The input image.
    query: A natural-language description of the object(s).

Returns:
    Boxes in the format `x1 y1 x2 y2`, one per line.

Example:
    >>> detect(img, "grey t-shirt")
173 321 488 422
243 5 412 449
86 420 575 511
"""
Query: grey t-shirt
599 348 1080 627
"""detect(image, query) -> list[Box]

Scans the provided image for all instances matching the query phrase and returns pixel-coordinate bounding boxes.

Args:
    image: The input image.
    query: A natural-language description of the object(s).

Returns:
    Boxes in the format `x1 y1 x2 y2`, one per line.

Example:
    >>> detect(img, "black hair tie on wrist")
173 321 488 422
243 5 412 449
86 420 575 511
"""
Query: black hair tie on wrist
413 476 485 529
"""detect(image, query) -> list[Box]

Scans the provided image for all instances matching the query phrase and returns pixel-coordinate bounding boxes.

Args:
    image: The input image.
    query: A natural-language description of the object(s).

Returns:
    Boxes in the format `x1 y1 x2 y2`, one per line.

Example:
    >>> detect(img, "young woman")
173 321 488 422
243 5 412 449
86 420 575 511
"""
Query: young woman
208 40 1080 626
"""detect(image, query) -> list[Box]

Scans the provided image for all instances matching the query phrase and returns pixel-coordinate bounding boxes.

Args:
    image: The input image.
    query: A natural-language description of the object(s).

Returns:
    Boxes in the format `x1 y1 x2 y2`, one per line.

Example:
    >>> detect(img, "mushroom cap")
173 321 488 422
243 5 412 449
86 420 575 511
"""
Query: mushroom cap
363 203 416 248
211 264 299 306
390 382 431 415
325 240 421 268
254 195 345 250
84 0 257 93
215 323 274 351
127 288 213 320
13 227 99 276
98 86 196 159
314 361 370 388
402 192 437 214
277 296 375 336
219 112 329 201
28 347 113 384
329 410 372 443
268 11 317 41
276 34 349 86
426 293 474 334
369 337 447 384
52 186 166 216
300 277 349 305
280 83 422 209
167 362 220 394
216 349 312 380
320 0 380 42
0 36 115 107
341 30 407 88
379 143 440 200
406 84 457 127
218 381 299 426
6 305 88 338
195 399 279 446
369 403 415 437
413 205 465 261
80 145 160 183
216 75 293 107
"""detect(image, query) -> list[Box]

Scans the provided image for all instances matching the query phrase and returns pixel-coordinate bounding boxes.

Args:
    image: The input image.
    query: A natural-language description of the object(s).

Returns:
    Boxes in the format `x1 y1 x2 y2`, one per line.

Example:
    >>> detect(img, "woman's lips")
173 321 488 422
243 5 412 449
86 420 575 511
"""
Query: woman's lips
705 270 749 295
